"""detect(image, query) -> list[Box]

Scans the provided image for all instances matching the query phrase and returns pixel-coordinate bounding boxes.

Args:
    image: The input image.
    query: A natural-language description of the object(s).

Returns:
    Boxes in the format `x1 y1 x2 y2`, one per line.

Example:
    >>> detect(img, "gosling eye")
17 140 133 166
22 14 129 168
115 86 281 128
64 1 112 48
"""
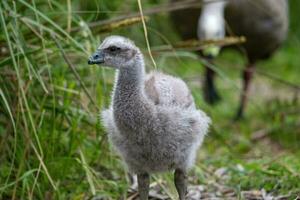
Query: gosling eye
108 46 121 52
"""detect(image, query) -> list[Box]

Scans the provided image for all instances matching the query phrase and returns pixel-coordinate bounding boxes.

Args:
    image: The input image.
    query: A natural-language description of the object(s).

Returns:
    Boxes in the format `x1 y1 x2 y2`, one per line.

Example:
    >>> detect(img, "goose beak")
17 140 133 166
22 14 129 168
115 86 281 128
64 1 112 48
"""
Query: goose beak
203 45 220 58
88 50 105 65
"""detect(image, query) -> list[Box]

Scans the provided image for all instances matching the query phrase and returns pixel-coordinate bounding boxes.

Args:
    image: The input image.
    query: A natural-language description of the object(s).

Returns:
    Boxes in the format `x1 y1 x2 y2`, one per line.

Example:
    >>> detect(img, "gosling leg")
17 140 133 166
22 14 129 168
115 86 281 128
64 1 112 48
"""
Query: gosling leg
174 169 187 200
137 173 150 200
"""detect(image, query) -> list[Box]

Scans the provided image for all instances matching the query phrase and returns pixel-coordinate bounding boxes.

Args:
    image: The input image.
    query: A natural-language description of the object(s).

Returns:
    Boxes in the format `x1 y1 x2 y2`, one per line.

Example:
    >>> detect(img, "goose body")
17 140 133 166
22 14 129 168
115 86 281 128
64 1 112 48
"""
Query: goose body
171 0 289 118
172 0 289 61
88 36 211 199
224 0 288 62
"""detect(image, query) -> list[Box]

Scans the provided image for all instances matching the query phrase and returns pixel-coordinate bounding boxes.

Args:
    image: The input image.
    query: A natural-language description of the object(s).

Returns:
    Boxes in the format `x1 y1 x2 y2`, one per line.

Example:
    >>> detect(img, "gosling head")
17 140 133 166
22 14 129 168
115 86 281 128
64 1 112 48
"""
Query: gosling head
88 36 139 68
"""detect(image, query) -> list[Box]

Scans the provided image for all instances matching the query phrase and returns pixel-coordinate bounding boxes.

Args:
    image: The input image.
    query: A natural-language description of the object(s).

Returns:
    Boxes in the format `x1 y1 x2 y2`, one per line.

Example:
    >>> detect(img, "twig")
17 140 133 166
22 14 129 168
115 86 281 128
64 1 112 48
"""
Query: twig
152 176 176 200
251 121 300 142
212 55 300 92
95 16 149 33
251 128 272 142
216 59 300 92
126 192 139 200
52 34 99 110
256 69 300 91
71 0 204 32
151 36 246 52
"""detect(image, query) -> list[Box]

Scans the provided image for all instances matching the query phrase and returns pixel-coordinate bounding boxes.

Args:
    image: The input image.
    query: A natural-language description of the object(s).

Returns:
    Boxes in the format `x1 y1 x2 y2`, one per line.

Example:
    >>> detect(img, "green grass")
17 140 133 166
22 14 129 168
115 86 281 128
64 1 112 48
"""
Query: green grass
0 0 300 199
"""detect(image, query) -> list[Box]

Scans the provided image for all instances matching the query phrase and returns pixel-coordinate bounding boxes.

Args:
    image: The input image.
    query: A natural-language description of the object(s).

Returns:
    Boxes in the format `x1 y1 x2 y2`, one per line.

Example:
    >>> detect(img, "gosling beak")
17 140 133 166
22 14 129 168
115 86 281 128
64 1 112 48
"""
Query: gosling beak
88 50 105 65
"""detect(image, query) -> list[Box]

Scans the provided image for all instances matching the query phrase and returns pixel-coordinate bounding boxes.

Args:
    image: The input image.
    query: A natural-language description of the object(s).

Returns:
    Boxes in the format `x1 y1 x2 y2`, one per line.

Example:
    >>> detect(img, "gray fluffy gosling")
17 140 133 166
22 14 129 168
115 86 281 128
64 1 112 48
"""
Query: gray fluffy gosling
88 36 211 200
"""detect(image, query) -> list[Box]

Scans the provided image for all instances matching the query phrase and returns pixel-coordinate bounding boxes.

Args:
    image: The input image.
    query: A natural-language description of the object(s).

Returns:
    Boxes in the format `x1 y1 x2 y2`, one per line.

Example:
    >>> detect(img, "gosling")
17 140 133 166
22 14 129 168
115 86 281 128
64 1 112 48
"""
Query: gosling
88 36 211 200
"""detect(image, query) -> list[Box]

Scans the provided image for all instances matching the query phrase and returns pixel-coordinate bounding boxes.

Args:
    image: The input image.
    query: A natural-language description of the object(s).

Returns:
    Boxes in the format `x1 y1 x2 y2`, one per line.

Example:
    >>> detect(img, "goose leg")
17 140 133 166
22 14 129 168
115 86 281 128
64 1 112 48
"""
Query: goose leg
137 173 150 200
235 63 255 120
174 169 187 200
204 65 221 105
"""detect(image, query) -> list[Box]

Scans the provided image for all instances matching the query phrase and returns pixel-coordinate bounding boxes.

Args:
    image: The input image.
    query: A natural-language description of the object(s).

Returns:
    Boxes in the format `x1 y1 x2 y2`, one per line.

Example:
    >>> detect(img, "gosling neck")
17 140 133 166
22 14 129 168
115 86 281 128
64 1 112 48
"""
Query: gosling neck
114 51 145 95
112 50 152 131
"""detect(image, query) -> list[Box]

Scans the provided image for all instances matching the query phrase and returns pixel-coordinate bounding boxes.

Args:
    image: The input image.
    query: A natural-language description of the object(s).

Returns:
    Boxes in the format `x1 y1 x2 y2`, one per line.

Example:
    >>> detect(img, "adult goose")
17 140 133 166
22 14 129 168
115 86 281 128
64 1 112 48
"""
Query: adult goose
171 0 289 119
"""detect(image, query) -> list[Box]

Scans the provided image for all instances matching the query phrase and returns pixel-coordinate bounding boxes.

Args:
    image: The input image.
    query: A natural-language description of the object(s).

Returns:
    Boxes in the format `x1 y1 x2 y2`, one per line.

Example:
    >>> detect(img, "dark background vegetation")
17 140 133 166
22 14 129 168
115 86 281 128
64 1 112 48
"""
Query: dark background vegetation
0 0 299 199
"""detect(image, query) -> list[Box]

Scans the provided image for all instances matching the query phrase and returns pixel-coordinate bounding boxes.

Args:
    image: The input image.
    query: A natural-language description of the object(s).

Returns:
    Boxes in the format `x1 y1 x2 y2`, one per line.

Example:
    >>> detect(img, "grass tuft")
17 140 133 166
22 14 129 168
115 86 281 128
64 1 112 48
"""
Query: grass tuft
0 0 299 199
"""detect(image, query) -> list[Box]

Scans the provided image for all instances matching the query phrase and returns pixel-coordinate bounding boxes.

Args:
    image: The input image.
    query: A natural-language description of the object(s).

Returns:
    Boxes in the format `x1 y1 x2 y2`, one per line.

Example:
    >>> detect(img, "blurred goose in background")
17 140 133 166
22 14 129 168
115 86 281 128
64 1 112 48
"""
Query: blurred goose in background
171 0 289 119
88 36 211 200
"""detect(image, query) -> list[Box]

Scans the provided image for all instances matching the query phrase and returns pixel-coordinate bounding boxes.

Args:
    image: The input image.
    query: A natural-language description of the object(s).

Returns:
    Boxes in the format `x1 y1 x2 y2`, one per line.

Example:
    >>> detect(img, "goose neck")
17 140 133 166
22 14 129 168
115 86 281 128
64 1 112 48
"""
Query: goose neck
198 1 227 40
